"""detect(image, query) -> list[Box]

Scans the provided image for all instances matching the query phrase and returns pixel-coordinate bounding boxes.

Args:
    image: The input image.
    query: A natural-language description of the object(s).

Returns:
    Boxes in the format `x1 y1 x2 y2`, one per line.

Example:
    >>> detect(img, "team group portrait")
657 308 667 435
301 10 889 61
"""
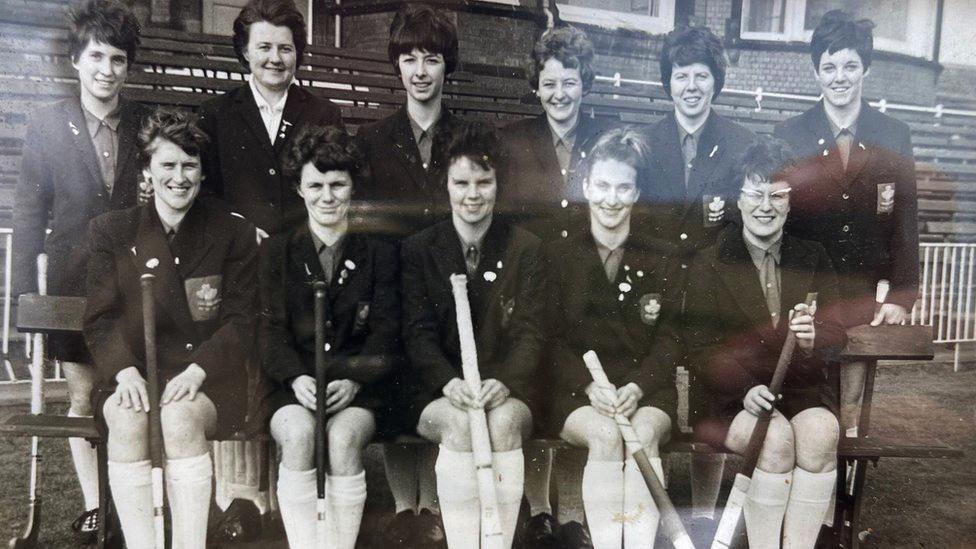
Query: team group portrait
0 0 972 547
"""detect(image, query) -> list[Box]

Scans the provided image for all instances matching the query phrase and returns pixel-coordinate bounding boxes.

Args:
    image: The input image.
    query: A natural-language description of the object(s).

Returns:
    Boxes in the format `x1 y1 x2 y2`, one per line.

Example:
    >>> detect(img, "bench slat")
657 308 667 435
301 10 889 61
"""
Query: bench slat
841 324 934 360
17 294 85 333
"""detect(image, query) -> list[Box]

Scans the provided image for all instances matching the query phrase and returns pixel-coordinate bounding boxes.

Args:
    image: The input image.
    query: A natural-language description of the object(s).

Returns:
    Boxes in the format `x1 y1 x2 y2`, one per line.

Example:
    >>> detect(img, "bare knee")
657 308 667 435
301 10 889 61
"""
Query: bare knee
632 407 672 452
584 418 625 461
756 415 796 473
486 401 530 452
64 363 95 415
160 401 209 459
271 407 316 469
792 409 839 473
103 398 148 461
328 410 375 475
419 403 471 451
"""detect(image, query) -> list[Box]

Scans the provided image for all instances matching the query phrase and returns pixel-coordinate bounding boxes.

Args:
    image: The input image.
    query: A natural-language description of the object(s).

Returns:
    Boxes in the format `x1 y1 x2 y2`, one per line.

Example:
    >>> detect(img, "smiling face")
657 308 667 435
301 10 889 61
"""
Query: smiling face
245 21 297 94
738 174 791 243
669 62 715 125
536 57 583 128
397 48 446 105
816 47 868 110
298 164 353 230
72 39 128 105
144 138 202 217
584 158 640 232
447 155 497 226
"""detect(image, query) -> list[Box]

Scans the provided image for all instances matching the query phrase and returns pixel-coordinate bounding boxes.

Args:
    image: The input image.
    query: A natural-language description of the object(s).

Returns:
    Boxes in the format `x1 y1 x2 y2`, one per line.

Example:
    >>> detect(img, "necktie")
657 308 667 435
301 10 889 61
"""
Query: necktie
681 133 697 187
760 251 781 327
418 129 432 170
837 128 853 170
465 245 479 276
166 229 177 244
319 246 335 285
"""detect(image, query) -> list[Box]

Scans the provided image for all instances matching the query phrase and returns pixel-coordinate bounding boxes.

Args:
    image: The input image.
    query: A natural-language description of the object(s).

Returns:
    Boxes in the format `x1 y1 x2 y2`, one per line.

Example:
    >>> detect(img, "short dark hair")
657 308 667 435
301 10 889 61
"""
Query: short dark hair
388 4 459 76
810 10 875 70
138 107 210 168
581 127 650 182
67 0 141 68
733 137 798 188
232 0 306 71
281 125 366 189
659 26 726 100
527 26 596 94
442 122 503 190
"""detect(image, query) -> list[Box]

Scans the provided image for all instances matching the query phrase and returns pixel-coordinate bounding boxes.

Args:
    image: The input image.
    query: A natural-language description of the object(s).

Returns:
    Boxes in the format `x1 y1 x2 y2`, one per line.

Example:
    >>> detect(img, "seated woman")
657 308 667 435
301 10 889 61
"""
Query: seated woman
402 123 544 549
546 127 678 549
259 125 401 549
685 138 847 549
84 107 258 548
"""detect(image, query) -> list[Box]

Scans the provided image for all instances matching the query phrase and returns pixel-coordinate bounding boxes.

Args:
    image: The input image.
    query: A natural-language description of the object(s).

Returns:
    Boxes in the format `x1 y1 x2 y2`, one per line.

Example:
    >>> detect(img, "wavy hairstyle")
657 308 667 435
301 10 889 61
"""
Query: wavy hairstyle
138 107 210 168
526 26 596 94
67 0 141 68
810 9 875 70
281 125 367 189
659 26 727 100
581 126 650 182
232 0 307 71
387 4 459 76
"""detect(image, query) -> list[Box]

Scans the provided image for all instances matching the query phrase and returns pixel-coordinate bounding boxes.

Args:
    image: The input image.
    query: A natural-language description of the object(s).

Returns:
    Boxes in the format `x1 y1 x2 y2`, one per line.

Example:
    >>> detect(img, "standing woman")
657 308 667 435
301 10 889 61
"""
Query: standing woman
547 128 679 549
84 107 258 548
260 126 401 549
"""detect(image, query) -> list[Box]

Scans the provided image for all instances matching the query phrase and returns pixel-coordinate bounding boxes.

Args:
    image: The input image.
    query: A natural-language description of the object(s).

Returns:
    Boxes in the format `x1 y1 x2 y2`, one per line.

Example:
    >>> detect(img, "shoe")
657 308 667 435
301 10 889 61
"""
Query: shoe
415 509 447 548
71 508 99 544
521 512 560 549
210 498 262 543
385 510 416 546
555 520 593 549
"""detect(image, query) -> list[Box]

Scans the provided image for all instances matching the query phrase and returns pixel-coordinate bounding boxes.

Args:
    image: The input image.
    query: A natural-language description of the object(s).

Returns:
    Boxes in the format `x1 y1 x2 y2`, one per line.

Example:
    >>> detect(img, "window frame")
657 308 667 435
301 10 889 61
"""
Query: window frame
556 0 676 34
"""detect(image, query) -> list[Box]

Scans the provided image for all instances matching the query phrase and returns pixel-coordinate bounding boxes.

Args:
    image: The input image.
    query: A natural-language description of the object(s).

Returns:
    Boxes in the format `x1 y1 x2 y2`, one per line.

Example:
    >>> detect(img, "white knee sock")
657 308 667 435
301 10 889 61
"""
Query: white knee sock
108 459 155 549
165 453 212 549
743 468 792 549
418 445 440 513
524 447 553 516
383 444 418 514
783 468 836 549
276 466 317 549
623 458 660 549
582 460 624 549
325 471 367 549
691 452 726 519
492 449 525 548
68 411 100 512
435 446 480 549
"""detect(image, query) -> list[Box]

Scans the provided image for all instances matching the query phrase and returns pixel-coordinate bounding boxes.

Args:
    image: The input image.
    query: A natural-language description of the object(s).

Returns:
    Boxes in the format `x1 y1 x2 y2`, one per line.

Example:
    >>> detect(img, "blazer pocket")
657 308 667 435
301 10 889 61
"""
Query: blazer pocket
185 275 222 322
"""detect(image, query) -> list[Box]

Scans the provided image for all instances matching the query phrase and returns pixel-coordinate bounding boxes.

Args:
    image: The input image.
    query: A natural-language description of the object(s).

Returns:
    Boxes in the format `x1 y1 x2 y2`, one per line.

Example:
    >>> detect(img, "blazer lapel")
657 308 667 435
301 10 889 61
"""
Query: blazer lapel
235 84 276 160
527 116 563 187
331 233 369 304
168 202 214 277
112 99 141 207
131 206 196 335
273 86 306 157
809 102 848 188
715 229 775 329
653 115 687 201
63 98 105 197
387 108 428 192
779 237 816 315
845 101 877 184
289 225 326 285
685 113 726 206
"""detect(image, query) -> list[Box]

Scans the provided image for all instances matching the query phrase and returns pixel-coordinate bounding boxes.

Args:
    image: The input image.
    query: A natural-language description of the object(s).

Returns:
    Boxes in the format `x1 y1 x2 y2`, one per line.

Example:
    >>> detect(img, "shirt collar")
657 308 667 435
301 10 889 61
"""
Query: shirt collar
249 78 292 114
676 116 706 145
81 103 122 137
310 229 346 256
743 230 783 269
407 111 438 144
452 217 488 255
825 110 859 139
550 122 579 150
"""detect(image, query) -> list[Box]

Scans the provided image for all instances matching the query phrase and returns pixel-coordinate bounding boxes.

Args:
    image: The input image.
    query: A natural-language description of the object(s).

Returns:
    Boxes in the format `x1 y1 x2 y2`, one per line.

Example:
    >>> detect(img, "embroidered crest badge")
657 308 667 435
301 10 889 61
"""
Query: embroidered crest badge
639 293 662 325
703 195 726 227
877 183 895 214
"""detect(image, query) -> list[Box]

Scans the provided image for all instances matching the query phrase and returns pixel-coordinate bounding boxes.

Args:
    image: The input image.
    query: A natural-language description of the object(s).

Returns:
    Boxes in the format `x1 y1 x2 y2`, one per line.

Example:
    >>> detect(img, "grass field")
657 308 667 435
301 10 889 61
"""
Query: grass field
1 357 973 548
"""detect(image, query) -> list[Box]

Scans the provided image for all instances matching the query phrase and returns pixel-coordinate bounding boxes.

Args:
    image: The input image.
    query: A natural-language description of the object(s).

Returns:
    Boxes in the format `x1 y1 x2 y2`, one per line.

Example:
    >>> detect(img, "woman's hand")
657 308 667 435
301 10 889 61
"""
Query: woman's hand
479 379 510 410
615 383 643 419
161 363 207 404
443 377 479 410
115 366 149 412
585 381 618 417
743 384 777 416
789 303 816 351
291 375 316 410
325 379 361 414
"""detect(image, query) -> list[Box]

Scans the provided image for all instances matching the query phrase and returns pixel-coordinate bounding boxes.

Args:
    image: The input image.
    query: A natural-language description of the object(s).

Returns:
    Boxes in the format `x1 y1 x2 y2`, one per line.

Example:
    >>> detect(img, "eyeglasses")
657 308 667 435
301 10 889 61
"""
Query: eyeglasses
740 187 790 208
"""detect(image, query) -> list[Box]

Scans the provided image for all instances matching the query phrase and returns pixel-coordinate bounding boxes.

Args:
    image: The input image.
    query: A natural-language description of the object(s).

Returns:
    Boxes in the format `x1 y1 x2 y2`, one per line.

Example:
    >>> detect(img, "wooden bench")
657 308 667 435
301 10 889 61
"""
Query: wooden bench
1 292 963 548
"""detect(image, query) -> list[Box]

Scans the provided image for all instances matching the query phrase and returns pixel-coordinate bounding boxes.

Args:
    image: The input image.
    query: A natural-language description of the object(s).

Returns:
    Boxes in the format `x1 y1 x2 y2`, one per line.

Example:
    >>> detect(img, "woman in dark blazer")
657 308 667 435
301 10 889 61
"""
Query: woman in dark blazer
84 108 258 548
402 123 544 549
546 128 678 549
259 126 400 549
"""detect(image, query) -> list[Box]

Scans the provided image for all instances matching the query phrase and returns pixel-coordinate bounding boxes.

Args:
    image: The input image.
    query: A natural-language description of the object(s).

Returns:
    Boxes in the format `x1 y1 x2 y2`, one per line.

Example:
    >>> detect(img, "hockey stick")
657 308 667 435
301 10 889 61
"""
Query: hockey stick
314 281 329 546
140 274 166 549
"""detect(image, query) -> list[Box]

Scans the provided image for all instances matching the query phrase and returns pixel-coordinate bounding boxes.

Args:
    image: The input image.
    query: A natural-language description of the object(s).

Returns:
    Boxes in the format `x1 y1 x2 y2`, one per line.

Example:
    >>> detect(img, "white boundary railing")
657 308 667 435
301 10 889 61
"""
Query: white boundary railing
913 243 976 371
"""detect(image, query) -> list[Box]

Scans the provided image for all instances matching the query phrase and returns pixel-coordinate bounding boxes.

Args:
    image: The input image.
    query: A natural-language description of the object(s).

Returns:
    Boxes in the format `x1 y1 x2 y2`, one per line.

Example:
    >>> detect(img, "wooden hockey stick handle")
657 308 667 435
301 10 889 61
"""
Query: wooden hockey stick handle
582 351 695 549
140 274 166 549
450 274 505 549
313 281 329 540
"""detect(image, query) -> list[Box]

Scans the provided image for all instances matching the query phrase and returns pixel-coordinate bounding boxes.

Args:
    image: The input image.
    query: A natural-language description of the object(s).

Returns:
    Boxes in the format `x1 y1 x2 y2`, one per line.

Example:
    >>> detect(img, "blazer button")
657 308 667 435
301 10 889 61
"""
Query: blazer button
325 320 333 329
679 233 688 241
842 225 850 233
842 193 850 200
268 168 276 175
560 230 568 238
681 263 688 270
185 343 194 351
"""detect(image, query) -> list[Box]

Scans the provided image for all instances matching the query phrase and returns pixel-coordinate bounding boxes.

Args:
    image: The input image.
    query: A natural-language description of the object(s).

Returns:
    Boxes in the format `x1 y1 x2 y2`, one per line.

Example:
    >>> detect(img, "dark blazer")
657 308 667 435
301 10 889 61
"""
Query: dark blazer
498 113 615 242
354 107 465 235
198 84 344 235
774 101 918 324
84 199 258 435
401 219 544 409
13 96 151 297
683 225 847 420
638 111 756 295
259 225 401 411
544 229 680 425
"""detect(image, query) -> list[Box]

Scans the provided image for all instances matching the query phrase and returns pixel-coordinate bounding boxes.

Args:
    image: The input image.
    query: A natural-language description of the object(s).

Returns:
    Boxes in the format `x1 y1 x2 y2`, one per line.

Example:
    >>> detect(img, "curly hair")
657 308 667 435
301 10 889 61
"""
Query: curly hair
733 136 798 188
281 125 366 189
440 122 504 192
581 127 650 181
659 26 727 100
810 9 875 70
388 4 459 76
67 0 141 68
138 107 210 168
526 26 595 94
232 0 306 72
